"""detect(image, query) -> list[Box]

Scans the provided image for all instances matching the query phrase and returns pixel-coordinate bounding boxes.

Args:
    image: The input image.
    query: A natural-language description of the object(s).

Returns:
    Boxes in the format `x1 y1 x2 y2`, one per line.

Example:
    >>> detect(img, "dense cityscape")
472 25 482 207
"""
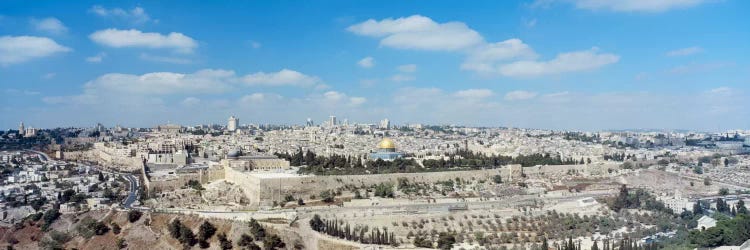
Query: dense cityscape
1 116 750 249
3 1 750 249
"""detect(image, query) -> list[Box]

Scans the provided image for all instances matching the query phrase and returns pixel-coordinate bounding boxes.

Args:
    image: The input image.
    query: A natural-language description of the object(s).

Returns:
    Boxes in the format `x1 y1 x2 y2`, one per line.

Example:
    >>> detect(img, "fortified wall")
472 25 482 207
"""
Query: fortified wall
224 163 621 208
225 166 521 208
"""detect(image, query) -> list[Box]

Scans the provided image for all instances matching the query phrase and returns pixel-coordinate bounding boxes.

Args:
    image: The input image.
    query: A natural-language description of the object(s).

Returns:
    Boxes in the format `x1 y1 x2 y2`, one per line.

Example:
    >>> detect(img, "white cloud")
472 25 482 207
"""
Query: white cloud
242 69 320 87
30 17 68 35
461 39 538 73
534 0 710 12
347 15 484 51
666 46 703 56
82 69 236 95
47 68 321 106
0 36 70 66
397 64 417 73
139 53 192 64
349 97 367 106
86 53 106 63
357 56 375 68
390 74 416 82
498 48 619 77
349 16 617 77
454 89 494 99
323 91 345 102
505 90 538 101
89 29 198 53
89 6 152 24
250 41 262 49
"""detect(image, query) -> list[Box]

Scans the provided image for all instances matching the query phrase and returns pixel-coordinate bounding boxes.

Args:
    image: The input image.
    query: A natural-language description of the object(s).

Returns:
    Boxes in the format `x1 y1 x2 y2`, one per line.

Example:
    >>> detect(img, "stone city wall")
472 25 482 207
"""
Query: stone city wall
227 166 519 208
221 163 620 208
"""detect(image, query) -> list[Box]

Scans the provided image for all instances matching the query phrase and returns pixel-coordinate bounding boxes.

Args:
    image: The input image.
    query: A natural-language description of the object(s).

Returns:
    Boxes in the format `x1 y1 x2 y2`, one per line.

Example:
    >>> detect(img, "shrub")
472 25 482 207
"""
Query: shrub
127 210 143 223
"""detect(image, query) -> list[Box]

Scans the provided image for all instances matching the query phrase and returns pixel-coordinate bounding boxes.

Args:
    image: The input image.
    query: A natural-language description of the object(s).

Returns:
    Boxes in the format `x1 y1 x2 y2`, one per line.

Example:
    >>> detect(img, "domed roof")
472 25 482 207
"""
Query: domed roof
377 138 396 149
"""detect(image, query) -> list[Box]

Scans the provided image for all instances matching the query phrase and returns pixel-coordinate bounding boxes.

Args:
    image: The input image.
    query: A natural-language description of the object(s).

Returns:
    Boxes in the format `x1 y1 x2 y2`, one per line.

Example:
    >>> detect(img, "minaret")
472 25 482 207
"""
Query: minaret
18 122 25 136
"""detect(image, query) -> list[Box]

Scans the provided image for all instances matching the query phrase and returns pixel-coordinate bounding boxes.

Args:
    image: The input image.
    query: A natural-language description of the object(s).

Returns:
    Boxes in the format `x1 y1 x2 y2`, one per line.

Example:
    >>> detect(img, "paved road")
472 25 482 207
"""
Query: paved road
122 174 139 209
24 149 50 162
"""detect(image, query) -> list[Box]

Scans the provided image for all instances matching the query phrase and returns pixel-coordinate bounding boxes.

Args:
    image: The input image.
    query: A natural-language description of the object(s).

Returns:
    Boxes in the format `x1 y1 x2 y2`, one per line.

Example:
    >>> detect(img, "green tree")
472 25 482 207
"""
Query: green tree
437 232 456 250
169 219 183 239
493 175 503 184
249 218 266 241
413 234 432 248
128 210 143 223
263 234 285 250
310 214 325 232
719 188 730 196
238 233 255 247
319 190 335 203
198 221 217 241
738 199 748 215
111 222 121 234
179 225 197 247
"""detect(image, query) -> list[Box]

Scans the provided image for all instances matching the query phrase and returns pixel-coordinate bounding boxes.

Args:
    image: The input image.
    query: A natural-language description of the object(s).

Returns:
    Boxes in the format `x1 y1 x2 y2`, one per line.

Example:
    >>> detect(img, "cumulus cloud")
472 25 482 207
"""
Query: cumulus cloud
347 15 483 51
49 69 320 102
533 0 709 12
349 97 367 106
461 39 538 73
82 69 236 96
397 64 417 73
0 36 70 66
39 68 329 124
357 56 375 68
86 52 106 63
505 90 538 100
89 29 198 53
666 46 703 56
349 16 618 77
30 17 68 35
89 6 152 24
242 69 320 87
498 48 619 77
454 89 494 99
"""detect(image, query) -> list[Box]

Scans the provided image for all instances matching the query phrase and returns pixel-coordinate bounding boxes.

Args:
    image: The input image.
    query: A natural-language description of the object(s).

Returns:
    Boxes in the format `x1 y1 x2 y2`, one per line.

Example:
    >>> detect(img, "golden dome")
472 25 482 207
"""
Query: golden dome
377 138 396 149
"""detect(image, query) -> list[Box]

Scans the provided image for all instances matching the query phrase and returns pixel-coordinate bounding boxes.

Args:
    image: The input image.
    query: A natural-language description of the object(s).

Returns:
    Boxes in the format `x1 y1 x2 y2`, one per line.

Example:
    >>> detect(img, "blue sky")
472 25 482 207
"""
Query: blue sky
1 0 749 131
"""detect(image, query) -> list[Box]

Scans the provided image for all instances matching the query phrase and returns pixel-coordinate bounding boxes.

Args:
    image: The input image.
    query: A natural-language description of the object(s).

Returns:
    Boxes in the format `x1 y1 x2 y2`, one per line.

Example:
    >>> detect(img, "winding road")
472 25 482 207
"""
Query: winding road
122 174 139 209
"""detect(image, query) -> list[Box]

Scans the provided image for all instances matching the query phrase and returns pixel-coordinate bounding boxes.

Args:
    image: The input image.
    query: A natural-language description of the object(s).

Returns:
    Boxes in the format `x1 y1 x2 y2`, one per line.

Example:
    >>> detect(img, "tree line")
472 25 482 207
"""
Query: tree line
310 214 397 246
